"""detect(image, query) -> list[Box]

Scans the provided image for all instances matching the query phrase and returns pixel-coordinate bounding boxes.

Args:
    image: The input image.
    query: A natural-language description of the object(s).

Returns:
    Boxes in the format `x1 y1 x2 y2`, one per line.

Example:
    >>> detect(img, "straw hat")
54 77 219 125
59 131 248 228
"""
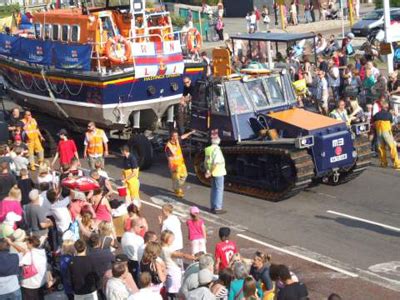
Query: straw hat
12 228 26 242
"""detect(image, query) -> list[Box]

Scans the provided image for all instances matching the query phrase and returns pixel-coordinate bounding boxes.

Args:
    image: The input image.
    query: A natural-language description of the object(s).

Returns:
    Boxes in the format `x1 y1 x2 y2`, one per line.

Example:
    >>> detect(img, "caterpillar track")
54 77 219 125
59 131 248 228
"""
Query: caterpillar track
194 145 315 202
324 135 372 185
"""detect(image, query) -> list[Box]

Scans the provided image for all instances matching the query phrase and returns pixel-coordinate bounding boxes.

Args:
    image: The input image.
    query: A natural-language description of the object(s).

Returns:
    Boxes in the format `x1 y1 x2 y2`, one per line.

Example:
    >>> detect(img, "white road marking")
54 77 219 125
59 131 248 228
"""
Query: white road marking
317 192 337 199
326 210 400 233
369 261 400 278
237 234 359 278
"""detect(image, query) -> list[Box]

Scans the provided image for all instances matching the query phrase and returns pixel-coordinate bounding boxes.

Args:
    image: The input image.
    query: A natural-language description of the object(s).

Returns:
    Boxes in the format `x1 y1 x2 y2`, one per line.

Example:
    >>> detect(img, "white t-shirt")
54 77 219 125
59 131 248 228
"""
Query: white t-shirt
20 248 47 289
249 14 257 25
121 232 144 261
161 215 183 251
161 245 179 271
51 197 72 233
129 287 162 300
137 243 146 263
39 191 52 216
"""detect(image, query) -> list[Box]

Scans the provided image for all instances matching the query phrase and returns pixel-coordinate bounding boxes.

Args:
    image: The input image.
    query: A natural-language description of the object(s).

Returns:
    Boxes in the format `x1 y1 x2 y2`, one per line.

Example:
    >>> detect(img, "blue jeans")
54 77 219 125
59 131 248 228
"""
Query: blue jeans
211 176 224 210
0 289 22 300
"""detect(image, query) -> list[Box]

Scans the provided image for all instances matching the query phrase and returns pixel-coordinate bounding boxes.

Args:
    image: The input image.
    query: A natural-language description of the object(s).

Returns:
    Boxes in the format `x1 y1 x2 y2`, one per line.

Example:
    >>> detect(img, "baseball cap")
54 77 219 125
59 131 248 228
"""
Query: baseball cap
190 206 200 215
115 254 129 263
58 129 68 136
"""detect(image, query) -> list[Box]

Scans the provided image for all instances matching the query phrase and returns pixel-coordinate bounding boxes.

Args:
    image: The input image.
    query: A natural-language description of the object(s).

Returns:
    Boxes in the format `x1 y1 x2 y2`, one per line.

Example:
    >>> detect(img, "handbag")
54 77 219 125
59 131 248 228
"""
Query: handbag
22 251 38 279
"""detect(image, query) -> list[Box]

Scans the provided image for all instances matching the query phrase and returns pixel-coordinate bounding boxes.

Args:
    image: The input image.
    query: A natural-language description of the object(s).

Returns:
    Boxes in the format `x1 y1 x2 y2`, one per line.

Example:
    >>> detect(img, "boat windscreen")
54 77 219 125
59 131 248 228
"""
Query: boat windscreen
244 79 269 109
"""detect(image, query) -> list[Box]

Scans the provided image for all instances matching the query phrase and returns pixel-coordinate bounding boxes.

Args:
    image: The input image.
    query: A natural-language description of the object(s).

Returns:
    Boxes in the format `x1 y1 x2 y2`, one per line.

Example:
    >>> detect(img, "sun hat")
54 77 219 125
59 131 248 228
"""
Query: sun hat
190 206 200 215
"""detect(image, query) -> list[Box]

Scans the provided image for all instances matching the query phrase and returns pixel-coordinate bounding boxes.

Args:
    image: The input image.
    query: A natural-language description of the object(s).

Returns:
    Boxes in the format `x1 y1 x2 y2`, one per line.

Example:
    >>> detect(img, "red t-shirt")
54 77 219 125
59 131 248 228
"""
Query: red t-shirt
58 139 77 165
215 240 238 271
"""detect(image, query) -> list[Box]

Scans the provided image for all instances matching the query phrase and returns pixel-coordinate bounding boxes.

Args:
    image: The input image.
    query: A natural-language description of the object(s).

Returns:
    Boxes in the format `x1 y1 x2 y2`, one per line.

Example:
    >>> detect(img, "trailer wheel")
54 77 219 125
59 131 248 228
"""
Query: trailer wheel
40 128 57 158
128 134 153 170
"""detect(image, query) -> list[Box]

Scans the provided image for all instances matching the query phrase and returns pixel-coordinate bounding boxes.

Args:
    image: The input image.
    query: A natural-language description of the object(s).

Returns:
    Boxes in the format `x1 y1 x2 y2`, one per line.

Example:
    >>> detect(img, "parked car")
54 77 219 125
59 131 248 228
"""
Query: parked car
351 8 400 37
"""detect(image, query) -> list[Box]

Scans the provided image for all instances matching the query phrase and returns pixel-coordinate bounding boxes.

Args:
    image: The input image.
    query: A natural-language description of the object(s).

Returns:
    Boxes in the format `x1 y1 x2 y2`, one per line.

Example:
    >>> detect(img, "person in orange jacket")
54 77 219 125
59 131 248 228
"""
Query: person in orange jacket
83 122 109 170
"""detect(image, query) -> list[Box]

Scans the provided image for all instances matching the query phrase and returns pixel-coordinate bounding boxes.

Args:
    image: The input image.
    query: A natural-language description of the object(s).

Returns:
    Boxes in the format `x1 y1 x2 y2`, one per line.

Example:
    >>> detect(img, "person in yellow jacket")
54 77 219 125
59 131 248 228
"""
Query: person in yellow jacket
374 101 400 169
120 145 140 205
22 111 44 171
204 134 226 214
83 122 109 170
165 129 195 198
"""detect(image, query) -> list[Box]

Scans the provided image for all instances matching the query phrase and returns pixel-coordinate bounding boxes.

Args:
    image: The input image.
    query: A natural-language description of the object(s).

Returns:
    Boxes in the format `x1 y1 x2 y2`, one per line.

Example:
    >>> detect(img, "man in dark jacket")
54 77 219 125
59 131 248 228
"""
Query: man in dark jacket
0 238 21 299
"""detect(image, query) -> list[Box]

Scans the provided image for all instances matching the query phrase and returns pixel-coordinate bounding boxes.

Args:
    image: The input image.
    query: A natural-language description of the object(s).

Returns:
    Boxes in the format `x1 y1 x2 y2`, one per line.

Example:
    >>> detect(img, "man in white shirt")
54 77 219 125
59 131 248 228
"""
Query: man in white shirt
129 272 162 300
106 262 134 300
48 190 72 234
121 218 144 285
159 204 183 252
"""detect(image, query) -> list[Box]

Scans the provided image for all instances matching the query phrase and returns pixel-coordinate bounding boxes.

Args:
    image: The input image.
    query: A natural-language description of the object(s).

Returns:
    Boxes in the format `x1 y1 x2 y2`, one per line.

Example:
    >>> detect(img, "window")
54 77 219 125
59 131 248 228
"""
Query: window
362 11 383 21
71 25 80 42
52 24 60 41
34 23 42 39
61 25 69 42
211 84 227 114
100 16 116 38
264 76 285 105
244 79 269 108
192 81 208 109
225 81 251 115
44 24 51 40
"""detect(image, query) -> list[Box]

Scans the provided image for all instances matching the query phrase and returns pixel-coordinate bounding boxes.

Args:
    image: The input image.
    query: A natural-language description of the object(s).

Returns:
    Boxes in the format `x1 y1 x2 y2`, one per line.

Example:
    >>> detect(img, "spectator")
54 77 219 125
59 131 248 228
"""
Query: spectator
137 230 157 263
84 122 109 170
0 144 16 174
60 239 75 300
215 16 224 41
0 186 23 228
37 163 53 186
48 189 72 237
180 253 215 298
215 227 238 274
24 189 53 240
249 11 257 33
290 1 297 25
90 170 113 197
159 204 183 252
328 293 342 300
98 221 118 251
19 236 48 300
105 262 134 300
315 34 327 55
124 203 148 238
79 210 97 241
129 272 162 300
324 35 339 56
304 1 312 23
160 230 194 299
0 161 17 201
186 206 207 255
276 264 308 300
17 168 34 206
243 276 259 300
12 146 29 178
7 107 24 133
9 228 28 253
121 218 145 285
87 233 114 288
210 268 234 299
69 239 100 299
250 251 274 297
139 241 166 292
0 238 21 300
186 268 216 299
90 188 112 224
229 262 249 300
51 129 79 169
328 58 340 102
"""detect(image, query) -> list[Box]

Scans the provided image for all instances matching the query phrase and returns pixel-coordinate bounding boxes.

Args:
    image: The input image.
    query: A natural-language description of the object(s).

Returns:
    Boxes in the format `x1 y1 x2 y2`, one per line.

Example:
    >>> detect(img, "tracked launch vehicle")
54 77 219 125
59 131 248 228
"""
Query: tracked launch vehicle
190 70 372 201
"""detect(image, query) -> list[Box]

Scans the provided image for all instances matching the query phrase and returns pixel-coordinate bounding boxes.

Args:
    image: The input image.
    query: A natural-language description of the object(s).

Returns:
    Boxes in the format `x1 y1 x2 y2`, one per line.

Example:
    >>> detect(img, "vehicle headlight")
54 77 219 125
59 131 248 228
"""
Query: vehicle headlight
295 136 314 149
352 122 370 135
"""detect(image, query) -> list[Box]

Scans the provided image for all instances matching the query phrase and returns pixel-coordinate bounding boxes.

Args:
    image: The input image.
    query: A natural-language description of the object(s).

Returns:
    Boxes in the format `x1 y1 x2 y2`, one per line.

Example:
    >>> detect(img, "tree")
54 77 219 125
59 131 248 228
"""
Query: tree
375 0 400 9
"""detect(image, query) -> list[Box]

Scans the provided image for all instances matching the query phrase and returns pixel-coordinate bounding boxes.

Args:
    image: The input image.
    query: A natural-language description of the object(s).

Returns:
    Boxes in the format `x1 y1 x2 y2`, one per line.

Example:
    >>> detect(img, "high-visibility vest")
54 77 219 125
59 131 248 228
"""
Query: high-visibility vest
165 141 185 172
86 129 105 155
22 118 40 141
204 144 226 177
375 120 392 134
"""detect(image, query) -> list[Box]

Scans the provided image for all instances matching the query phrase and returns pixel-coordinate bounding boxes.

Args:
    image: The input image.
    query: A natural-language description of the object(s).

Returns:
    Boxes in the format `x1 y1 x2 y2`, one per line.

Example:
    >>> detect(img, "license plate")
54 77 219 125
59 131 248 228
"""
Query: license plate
330 154 348 163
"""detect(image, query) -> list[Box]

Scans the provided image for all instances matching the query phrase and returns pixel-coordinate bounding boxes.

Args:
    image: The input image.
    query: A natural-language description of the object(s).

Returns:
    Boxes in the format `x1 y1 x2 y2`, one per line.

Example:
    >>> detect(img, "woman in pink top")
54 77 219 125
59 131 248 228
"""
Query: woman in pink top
186 206 207 255
0 186 23 229
91 189 112 223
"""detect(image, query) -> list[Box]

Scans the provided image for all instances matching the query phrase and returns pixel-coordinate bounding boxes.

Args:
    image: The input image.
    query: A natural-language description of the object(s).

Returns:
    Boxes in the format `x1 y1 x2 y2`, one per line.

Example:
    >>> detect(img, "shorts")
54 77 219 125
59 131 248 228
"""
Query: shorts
166 266 182 294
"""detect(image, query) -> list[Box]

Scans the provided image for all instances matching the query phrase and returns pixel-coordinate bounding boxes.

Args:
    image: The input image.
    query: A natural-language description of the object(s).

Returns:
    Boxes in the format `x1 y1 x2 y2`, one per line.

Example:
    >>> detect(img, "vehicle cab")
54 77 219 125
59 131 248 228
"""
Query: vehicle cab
191 72 297 143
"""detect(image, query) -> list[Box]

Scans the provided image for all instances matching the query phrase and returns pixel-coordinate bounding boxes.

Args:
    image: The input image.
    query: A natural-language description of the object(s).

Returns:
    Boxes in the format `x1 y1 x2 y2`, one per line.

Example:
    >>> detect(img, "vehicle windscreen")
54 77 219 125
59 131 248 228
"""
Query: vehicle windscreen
264 76 285 105
244 79 269 109
282 74 297 104
224 81 252 114
362 11 383 20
